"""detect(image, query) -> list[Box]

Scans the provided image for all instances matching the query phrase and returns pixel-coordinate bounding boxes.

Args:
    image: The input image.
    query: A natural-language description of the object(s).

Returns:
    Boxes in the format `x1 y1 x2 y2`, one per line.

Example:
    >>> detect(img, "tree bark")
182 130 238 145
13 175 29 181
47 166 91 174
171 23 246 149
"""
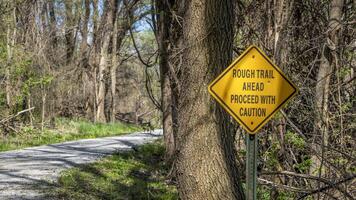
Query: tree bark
80 0 90 58
110 17 119 123
6 7 17 109
155 0 177 163
64 0 75 64
96 0 116 123
175 1 245 199
41 84 46 131
312 0 343 177
110 15 128 122
48 0 57 48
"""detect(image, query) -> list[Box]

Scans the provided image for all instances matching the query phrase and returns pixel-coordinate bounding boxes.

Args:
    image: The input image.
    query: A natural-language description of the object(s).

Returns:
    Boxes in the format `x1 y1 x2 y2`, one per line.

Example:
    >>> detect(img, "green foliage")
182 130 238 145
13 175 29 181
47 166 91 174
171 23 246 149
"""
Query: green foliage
275 191 295 200
338 67 352 79
263 139 281 168
285 131 306 149
0 41 6 62
257 186 302 200
348 165 356 174
0 118 143 152
293 156 312 173
49 141 178 200
341 101 352 113
0 91 6 107
257 186 271 200
22 75 53 95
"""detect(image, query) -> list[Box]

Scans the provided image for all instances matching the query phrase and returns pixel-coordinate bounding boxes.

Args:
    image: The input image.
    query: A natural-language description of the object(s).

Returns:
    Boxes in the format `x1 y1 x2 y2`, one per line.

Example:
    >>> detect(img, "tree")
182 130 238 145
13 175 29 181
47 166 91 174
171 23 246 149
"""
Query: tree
175 1 245 199
312 0 344 181
64 0 76 64
95 0 116 122
154 0 180 163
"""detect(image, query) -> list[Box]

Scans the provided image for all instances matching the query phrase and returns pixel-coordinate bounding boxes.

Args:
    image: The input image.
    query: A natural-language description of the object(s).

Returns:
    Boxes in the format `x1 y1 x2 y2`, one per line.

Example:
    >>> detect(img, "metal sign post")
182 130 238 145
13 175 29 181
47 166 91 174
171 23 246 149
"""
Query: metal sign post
246 134 257 200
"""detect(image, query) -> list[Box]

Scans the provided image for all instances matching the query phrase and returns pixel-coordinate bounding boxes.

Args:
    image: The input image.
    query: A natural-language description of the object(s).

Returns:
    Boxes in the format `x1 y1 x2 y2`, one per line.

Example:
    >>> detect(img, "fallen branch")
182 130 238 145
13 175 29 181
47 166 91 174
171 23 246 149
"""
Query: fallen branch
0 107 35 124
296 175 356 200
258 178 311 193
262 170 354 199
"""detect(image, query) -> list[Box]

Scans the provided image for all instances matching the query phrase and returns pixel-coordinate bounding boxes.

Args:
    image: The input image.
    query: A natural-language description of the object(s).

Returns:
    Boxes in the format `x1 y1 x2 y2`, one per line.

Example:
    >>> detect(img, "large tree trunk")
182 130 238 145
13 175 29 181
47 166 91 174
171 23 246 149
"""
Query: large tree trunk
175 1 245 199
96 0 116 123
312 0 343 177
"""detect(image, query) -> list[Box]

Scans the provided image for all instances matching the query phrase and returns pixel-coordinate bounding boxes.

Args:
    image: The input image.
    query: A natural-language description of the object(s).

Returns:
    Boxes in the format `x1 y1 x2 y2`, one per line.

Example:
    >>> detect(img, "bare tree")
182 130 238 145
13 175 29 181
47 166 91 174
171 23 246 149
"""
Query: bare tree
312 0 344 182
96 0 117 122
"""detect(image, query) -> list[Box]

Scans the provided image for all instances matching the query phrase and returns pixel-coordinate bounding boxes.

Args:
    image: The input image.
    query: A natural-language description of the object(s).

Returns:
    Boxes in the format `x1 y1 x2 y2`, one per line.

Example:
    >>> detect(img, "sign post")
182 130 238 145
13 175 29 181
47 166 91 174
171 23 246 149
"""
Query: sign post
246 134 257 200
208 45 297 199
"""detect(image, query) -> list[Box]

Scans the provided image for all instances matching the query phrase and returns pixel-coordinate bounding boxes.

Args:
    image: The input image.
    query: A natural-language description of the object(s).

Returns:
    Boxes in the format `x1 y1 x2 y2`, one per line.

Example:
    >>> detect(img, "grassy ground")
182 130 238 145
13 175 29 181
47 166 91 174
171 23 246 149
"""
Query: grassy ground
0 118 142 152
48 140 178 200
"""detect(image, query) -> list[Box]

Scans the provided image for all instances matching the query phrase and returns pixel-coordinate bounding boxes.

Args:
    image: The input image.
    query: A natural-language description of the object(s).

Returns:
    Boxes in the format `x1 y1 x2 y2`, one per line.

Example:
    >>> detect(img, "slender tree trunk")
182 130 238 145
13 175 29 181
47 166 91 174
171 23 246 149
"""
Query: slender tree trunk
175 1 245 199
312 0 343 178
110 16 125 123
64 0 75 64
6 27 12 108
110 12 119 123
90 0 99 122
268 0 294 191
80 0 91 118
41 84 46 131
81 0 90 58
96 0 116 123
28 94 33 127
93 68 98 122
48 0 57 48
156 0 176 163
6 8 17 109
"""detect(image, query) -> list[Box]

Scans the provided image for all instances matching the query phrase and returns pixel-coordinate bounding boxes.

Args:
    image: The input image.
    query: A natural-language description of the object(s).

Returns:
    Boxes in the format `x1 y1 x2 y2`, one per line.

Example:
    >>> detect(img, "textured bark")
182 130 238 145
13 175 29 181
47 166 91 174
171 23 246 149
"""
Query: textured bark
41 85 46 131
267 0 294 190
80 0 91 119
156 0 176 163
80 0 90 56
6 27 12 108
6 8 16 109
64 0 75 64
48 0 57 48
91 0 99 122
312 0 343 175
110 18 119 123
175 1 245 199
96 0 116 123
110 6 131 122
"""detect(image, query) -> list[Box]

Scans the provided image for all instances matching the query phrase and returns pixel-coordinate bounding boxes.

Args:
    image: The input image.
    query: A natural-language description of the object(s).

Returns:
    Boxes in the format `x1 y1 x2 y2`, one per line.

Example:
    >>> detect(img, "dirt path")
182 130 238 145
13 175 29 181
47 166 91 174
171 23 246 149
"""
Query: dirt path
0 130 162 200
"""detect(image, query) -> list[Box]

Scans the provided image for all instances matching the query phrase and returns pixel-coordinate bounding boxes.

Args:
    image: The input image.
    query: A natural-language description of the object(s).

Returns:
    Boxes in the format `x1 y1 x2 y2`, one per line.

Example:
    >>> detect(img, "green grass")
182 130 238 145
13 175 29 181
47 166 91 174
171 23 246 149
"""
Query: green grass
48 141 178 200
0 118 142 152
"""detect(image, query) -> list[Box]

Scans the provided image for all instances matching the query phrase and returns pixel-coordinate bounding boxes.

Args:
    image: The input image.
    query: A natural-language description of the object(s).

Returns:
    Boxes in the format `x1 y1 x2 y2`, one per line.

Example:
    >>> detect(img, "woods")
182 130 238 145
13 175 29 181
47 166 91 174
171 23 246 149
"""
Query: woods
0 0 355 199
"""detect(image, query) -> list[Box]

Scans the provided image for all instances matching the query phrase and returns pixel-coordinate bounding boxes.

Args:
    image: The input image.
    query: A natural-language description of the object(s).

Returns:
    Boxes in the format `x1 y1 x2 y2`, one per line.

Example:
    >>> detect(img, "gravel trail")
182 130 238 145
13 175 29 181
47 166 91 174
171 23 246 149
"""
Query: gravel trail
0 130 162 200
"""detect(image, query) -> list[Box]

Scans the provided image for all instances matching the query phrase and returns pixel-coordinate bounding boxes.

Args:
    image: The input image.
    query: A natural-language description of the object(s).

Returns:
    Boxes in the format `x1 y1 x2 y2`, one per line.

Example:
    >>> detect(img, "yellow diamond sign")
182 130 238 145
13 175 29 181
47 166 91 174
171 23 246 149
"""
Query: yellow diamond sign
208 45 297 134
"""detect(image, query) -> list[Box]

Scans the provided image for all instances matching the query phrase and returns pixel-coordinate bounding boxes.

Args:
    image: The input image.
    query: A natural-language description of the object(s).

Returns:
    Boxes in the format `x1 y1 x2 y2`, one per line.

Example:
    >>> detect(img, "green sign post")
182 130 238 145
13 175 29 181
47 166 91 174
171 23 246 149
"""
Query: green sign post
246 134 257 200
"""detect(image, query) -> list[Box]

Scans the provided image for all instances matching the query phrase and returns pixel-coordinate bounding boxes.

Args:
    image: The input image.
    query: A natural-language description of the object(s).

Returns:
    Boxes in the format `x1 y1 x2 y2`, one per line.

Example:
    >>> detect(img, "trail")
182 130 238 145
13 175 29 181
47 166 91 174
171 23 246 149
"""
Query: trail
0 130 162 200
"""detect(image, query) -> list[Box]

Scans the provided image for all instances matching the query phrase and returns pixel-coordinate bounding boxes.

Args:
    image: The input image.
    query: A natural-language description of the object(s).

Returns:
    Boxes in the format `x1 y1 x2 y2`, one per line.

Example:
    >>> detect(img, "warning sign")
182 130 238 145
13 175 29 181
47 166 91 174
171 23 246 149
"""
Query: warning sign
208 45 297 134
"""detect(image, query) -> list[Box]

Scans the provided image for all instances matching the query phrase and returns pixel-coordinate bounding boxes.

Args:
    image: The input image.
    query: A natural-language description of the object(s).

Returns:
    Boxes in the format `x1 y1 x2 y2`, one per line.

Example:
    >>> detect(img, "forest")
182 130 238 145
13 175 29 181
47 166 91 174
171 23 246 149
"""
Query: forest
0 0 354 199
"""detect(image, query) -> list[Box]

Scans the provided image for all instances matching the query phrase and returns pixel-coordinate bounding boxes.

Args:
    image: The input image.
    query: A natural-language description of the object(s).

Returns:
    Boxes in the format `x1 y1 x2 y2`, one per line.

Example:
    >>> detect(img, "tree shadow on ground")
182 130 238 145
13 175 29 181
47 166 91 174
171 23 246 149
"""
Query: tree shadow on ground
47 142 178 200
